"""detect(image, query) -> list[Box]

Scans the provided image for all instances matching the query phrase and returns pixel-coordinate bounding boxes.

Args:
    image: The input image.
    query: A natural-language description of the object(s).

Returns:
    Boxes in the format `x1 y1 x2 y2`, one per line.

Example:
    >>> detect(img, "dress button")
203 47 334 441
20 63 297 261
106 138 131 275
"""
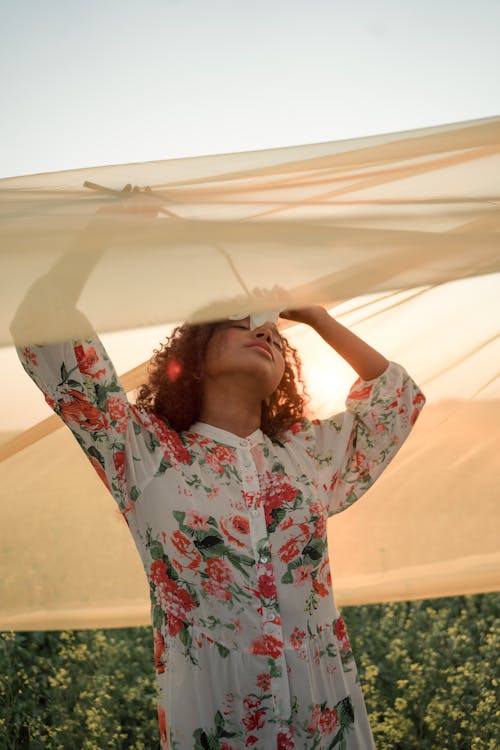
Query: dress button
259 556 269 564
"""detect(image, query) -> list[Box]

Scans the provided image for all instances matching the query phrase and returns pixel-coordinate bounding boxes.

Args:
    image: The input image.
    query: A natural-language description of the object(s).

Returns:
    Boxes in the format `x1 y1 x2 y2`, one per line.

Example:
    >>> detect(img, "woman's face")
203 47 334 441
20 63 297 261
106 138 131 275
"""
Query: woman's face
203 317 286 397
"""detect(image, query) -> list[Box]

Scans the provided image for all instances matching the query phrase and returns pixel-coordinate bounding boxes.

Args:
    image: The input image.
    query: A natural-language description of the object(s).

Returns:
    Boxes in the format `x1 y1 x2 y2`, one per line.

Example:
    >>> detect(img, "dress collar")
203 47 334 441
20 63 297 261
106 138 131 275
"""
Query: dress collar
188 422 265 448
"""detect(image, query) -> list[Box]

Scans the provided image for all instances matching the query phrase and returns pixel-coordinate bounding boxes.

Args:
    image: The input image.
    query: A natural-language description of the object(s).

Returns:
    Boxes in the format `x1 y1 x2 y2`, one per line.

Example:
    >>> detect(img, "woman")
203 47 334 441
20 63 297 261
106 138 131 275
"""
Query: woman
13 194 425 749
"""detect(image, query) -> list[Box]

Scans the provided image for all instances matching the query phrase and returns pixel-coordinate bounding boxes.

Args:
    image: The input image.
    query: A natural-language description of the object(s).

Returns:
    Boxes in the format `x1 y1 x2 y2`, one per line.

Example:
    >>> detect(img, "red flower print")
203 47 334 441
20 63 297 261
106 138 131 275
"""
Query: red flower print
306 704 321 734
151 416 192 464
314 513 326 538
212 445 236 464
258 568 277 600
278 537 301 564
206 558 233 585
249 633 283 659
334 617 351 650
349 382 373 400
106 396 128 433
154 629 166 673
375 422 386 433
157 703 169 749
232 515 249 534
205 452 225 474
155 579 197 636
170 441 192 465
243 695 261 712
313 578 329 598
106 396 127 422
150 559 168 585
277 730 294 750
242 710 266 732
279 516 294 531
220 516 247 548
413 392 425 405
201 578 232 601
113 451 126 483
262 475 299 527
242 491 256 509
185 510 210 530
354 450 366 469
410 407 421 425
319 708 339 735
288 422 302 435
59 389 109 432
292 564 313 586
74 344 106 379
171 530 191 556
22 347 38 367
256 672 271 690
245 736 258 747
289 627 306 649
44 393 56 410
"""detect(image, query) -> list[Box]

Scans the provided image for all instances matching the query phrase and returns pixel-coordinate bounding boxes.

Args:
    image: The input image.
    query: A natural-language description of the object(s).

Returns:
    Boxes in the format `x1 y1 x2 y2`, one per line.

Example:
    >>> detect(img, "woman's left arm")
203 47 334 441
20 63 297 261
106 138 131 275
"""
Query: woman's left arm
280 305 389 380
280 305 426 517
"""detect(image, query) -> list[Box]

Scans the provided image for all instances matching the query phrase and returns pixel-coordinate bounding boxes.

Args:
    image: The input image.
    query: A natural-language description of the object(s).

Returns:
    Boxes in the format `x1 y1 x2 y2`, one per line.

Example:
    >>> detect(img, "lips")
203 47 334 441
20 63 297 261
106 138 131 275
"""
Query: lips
247 342 273 358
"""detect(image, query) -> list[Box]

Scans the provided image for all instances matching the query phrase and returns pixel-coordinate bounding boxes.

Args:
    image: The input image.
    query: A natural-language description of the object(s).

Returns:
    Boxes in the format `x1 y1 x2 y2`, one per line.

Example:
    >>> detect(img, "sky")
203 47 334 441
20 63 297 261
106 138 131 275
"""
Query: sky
1 0 499 178
1 0 499 430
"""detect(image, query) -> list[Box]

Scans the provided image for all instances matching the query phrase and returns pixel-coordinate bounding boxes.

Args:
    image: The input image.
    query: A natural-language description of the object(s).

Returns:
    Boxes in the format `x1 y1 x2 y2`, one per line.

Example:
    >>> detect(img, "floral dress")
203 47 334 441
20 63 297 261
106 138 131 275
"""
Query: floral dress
17 336 425 750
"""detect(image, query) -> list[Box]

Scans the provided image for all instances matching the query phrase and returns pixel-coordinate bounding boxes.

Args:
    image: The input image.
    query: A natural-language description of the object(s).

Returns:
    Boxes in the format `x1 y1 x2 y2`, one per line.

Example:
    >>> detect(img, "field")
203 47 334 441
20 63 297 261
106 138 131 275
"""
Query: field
1 593 498 749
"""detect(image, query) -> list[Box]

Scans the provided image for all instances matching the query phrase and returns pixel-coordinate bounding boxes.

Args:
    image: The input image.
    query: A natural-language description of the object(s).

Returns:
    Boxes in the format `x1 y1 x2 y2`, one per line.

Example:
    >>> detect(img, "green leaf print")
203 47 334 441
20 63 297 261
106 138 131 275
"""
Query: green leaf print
132 421 142 435
149 541 164 560
281 569 293 584
154 456 172 476
95 383 108 411
147 431 161 452
214 711 224 733
60 362 69 383
215 643 230 658
87 446 105 469
225 550 255 579
66 378 81 388
130 485 141 501
194 536 224 553
302 537 324 562
173 510 186 524
152 605 164 630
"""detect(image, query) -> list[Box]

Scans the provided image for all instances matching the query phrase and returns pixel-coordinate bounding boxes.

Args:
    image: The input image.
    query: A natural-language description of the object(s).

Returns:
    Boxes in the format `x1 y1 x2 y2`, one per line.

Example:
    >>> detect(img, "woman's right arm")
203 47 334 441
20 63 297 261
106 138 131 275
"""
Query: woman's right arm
15 334 161 514
10 188 177 514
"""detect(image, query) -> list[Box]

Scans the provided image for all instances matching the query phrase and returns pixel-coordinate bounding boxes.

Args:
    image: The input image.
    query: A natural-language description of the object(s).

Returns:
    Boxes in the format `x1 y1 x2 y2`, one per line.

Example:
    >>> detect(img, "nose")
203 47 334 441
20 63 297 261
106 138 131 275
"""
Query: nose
254 325 273 344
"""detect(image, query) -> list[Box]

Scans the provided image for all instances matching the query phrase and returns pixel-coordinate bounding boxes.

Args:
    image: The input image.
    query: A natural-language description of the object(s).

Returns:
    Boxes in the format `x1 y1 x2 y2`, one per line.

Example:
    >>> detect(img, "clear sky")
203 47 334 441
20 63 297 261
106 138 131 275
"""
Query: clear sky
1 0 499 430
1 0 499 178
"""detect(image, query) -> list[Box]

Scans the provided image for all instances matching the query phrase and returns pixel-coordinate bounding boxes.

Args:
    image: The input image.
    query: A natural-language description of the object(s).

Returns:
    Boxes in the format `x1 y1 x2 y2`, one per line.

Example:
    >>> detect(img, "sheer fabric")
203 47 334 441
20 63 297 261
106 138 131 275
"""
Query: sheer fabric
0 115 498 630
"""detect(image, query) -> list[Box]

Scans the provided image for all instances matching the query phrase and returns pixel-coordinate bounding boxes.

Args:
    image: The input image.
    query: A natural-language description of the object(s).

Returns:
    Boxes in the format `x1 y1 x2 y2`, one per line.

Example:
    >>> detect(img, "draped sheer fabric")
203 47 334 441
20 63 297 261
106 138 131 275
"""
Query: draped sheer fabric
0 115 498 630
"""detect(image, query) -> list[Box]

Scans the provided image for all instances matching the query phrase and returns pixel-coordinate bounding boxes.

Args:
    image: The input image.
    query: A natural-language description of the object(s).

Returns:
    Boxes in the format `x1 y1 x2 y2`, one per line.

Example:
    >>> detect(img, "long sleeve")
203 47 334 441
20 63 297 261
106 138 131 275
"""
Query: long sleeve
286 361 426 517
10 238 190 515
15 335 170 513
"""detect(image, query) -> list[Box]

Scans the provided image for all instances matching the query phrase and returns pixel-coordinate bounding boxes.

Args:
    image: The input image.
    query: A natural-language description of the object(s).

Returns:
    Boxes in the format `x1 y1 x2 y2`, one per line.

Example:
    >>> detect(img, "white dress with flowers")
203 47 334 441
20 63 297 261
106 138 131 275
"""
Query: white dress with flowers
17 336 425 750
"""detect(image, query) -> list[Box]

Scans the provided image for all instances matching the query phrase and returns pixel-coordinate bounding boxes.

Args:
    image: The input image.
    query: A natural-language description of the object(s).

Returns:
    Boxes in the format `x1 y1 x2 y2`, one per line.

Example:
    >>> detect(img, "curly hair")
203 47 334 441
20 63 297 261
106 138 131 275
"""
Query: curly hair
134 321 309 440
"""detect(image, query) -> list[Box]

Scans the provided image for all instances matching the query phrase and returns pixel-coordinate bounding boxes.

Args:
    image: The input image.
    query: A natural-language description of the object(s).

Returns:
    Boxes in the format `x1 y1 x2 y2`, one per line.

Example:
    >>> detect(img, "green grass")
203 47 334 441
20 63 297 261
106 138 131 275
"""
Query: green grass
1 594 498 749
